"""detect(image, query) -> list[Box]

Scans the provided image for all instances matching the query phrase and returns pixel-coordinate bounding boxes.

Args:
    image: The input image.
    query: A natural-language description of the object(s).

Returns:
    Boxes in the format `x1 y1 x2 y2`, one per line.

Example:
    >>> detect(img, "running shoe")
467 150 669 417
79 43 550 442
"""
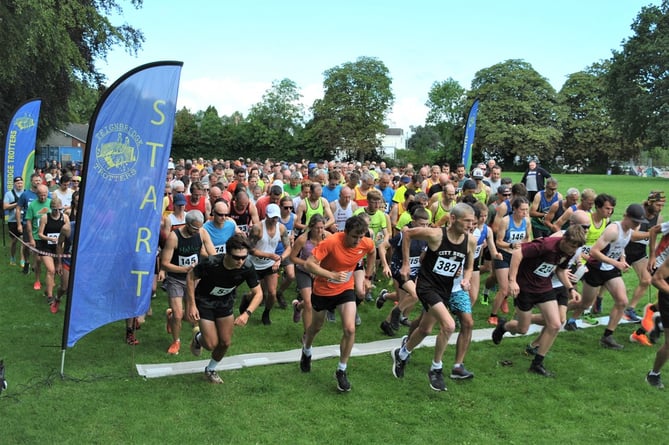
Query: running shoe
492 318 506 344
450 364 474 380
487 315 498 326
355 311 361 326
623 307 641 323
33 281 41 291
581 313 600 325
204 368 223 384
326 310 336 322
646 371 664 389
380 320 395 337
261 309 271 325
292 299 302 323
630 332 652 347
20 259 25 268
641 304 657 332
391 348 407 378
50 298 60 314
529 362 554 377
480 295 489 306
276 292 287 309
376 289 388 309
22 262 29 275
564 320 579 331
9 257 16 266
390 307 401 331
428 368 446 391
599 335 624 350
399 317 411 327
300 351 312 372
335 370 351 392
649 312 664 344
167 339 181 355
524 344 539 356
126 331 139 345
365 291 374 302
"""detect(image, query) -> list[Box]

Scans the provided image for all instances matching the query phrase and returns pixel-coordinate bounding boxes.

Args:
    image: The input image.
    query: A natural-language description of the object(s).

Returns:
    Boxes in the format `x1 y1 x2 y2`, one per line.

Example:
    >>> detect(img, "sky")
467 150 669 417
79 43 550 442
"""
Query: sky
101 0 660 133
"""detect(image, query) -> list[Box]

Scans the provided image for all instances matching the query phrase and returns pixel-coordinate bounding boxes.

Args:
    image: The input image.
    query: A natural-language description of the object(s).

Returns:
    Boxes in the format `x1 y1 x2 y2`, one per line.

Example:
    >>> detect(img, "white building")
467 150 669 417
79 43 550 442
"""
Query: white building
380 128 405 159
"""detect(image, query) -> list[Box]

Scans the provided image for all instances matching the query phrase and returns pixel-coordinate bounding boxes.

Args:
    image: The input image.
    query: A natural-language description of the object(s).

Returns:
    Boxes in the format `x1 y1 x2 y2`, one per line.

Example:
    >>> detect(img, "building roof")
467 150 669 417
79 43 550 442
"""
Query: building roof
385 128 403 136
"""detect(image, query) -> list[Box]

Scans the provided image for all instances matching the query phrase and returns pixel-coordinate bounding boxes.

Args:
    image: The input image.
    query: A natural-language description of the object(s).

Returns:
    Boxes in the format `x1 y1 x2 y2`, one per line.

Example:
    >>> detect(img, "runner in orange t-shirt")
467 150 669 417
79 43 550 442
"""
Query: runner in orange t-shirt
299 215 375 392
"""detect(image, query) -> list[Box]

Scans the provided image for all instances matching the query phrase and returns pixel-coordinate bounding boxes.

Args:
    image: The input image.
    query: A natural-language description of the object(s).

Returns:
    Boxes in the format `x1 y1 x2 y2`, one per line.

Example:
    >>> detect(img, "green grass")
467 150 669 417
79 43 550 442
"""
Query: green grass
1 173 668 444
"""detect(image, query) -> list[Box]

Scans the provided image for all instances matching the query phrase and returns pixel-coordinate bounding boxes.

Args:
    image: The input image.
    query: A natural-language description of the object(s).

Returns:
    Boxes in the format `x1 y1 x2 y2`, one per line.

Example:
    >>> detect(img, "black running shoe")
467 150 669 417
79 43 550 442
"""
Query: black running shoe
529 362 554 377
428 368 446 391
300 351 311 372
376 289 388 309
261 309 271 325
391 348 407 378
390 307 401 331
380 320 395 337
492 318 506 344
335 370 351 392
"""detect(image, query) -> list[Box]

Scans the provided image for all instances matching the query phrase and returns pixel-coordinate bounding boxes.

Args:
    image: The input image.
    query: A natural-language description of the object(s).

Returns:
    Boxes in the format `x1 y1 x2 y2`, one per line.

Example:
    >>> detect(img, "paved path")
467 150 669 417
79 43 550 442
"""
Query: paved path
137 316 616 378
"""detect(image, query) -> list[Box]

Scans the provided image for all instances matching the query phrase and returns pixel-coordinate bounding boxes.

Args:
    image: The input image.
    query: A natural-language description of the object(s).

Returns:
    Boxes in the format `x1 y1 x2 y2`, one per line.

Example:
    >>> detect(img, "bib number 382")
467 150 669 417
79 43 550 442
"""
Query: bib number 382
432 257 459 277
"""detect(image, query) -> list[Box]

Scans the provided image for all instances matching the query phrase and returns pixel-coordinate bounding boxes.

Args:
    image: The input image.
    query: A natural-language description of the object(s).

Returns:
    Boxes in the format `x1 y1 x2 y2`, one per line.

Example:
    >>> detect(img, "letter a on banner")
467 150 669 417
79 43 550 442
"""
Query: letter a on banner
62 62 183 350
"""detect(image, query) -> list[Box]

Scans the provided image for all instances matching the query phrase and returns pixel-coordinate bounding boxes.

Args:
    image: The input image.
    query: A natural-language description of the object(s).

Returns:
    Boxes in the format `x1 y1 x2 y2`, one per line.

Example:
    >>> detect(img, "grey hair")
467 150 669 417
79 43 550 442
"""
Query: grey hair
185 210 205 225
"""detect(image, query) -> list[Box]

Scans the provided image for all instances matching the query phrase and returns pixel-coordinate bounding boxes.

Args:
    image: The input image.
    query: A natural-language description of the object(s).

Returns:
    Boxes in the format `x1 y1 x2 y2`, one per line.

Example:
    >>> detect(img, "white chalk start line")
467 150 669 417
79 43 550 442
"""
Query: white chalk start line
137 316 621 378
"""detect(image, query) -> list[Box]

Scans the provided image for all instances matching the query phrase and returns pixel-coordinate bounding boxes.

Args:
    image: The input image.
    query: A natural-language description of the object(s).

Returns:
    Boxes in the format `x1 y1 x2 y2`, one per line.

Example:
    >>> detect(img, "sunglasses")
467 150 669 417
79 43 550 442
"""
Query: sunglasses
283 206 293 210
229 254 247 261
502 193 511 197
214 211 229 217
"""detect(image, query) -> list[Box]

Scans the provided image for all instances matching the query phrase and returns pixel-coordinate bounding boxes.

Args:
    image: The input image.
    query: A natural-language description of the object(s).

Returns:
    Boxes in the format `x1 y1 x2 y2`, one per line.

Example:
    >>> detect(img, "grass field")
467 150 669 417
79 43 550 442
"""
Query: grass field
1 173 667 444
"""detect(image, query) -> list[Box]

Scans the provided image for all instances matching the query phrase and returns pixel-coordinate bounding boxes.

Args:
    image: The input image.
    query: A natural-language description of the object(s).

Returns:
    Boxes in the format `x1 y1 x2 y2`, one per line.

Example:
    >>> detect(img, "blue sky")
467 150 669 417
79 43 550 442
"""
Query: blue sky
102 0 659 132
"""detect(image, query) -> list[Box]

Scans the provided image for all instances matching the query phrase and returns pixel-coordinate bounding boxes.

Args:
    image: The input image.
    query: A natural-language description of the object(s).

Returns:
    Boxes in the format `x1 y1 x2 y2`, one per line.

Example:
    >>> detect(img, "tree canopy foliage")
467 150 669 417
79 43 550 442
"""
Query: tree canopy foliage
607 0 669 151
0 0 144 140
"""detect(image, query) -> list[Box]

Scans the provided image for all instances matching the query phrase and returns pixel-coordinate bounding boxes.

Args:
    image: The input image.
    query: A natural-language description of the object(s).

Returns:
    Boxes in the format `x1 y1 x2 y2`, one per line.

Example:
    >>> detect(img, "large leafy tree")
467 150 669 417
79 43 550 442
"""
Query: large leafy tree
607 0 669 150
558 66 621 172
468 59 563 168
246 78 305 161
425 78 466 160
402 125 444 166
0 0 144 140
309 56 394 161
171 107 200 160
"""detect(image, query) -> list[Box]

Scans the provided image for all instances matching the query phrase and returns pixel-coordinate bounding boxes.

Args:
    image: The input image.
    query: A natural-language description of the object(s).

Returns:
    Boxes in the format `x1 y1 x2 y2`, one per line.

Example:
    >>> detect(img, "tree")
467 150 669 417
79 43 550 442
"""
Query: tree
558 67 621 172
468 59 563 168
0 0 144 140
309 56 394 161
425 78 466 158
404 125 444 165
198 106 225 159
607 0 669 150
246 78 305 161
171 107 199 159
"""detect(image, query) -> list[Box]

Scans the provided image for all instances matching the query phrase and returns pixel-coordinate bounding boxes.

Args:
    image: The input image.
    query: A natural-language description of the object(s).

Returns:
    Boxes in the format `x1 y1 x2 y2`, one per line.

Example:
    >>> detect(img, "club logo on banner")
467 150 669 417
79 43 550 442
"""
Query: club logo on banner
94 124 141 181
63 62 183 348
3 99 41 194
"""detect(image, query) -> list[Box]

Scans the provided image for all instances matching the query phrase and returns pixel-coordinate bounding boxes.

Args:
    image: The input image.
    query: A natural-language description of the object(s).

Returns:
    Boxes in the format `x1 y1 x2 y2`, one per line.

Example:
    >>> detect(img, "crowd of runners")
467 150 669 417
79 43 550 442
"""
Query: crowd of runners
4 156 669 391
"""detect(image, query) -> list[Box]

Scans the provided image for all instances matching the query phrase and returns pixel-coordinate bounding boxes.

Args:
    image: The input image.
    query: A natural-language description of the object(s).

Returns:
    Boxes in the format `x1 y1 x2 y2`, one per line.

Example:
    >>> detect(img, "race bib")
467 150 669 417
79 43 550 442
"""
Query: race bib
508 230 525 242
432 257 459 277
178 254 198 267
238 224 248 234
533 262 556 278
47 232 59 245
209 286 235 297
582 245 591 256
214 244 226 254
327 271 352 283
474 245 483 258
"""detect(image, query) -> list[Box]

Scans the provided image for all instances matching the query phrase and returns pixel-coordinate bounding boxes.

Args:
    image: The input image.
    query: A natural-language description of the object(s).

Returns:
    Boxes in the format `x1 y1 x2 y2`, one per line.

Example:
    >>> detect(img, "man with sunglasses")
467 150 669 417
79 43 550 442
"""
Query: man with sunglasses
204 200 238 255
160 210 216 355
185 234 262 384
